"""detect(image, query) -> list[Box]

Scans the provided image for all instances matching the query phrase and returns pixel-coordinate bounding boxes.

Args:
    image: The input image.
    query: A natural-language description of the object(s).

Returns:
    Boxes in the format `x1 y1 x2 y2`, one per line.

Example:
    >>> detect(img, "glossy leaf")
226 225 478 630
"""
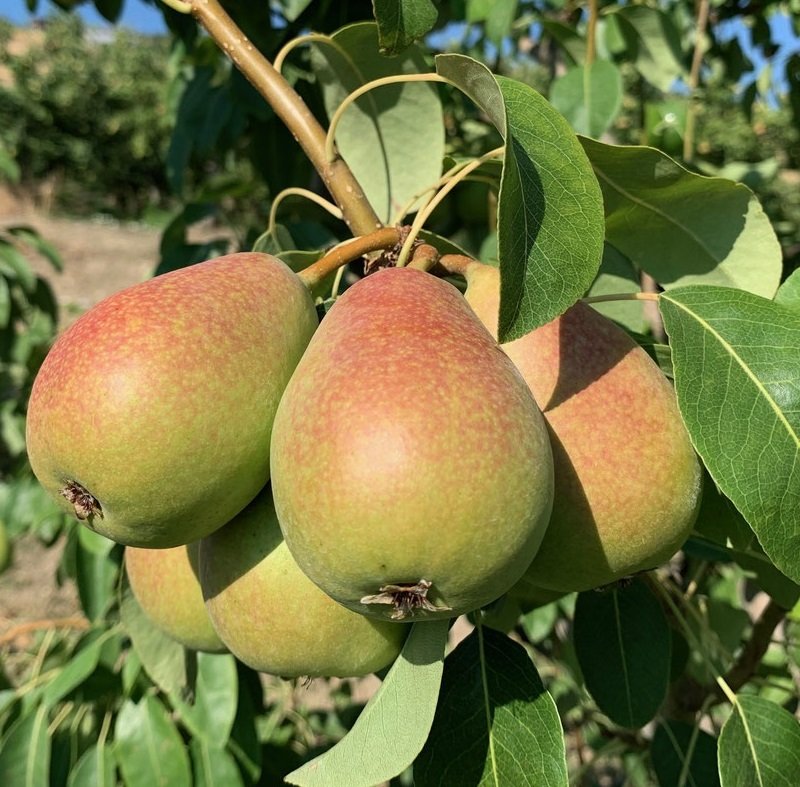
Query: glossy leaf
652 721 720 787
573 579 671 728
0 705 50 787
610 5 685 91
581 139 782 298
415 624 568 786
114 697 192 787
285 620 448 787
660 286 800 584
718 695 800 787
372 0 438 54
312 22 444 224
119 587 187 697
550 61 622 138
67 744 115 787
190 740 244 787
436 54 604 341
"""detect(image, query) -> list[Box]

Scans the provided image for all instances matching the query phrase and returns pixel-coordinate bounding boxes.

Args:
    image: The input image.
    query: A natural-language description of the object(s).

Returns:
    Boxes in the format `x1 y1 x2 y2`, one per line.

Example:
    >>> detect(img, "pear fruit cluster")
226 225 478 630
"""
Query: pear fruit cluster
26 249 700 678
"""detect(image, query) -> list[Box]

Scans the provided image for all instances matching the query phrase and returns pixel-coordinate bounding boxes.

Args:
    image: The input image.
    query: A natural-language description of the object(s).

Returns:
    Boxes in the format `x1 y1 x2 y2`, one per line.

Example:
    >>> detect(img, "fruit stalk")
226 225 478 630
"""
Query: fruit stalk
188 0 381 236
298 228 402 289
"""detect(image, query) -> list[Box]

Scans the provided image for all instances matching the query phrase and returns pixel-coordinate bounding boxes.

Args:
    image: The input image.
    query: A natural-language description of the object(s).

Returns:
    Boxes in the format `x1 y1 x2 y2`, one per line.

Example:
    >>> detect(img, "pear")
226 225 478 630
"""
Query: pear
199 489 406 678
270 267 554 621
125 543 225 653
464 262 702 592
26 252 318 548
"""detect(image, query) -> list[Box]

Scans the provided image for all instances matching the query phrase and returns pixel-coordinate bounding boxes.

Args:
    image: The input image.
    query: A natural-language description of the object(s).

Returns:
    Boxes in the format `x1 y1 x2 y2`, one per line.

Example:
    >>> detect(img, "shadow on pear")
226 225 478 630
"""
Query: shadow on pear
464 262 702 592
200 489 407 679
125 542 225 653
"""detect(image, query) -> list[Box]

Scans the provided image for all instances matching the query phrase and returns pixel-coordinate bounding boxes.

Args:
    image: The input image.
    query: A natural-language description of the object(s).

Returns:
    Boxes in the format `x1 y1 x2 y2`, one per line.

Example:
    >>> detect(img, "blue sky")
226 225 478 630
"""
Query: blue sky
2 0 798 94
2 0 167 34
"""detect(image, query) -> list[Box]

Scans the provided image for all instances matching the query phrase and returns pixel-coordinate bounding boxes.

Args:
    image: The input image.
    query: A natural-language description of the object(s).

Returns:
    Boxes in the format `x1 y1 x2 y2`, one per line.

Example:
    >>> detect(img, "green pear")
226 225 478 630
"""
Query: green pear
26 252 318 548
464 262 702 592
200 489 406 678
125 542 225 653
270 267 554 621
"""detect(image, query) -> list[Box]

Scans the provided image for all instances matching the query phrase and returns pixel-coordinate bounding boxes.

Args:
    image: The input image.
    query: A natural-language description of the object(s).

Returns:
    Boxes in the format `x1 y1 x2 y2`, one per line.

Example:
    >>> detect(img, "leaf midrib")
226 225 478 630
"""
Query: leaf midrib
477 622 500 787
612 591 635 726
591 165 717 263
663 294 800 450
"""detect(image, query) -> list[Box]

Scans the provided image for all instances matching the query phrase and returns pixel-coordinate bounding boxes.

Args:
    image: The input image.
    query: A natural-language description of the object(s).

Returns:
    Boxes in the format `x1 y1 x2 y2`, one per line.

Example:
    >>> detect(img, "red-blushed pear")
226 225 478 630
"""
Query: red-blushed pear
270 267 554 622
125 543 225 653
26 253 318 548
463 262 702 593
199 489 406 678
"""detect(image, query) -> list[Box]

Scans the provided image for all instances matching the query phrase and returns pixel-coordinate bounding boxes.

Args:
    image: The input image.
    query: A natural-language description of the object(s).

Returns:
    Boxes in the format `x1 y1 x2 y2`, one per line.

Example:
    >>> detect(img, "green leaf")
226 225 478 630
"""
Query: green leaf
485 0 519 47
114 697 192 787
41 632 114 708
609 5 685 91
775 269 800 311
0 243 36 293
587 243 646 333
0 276 10 329
93 0 123 23
275 0 313 23
550 61 622 138
7 226 63 272
581 139 782 298
372 0 438 55
415 624 567 786
718 695 800 787
190 740 244 787
67 744 116 787
177 653 238 745
119 587 187 697
652 720 720 787
312 22 444 224
659 286 800 584
285 620 448 787
541 20 587 67
435 54 604 340
573 578 671 728
75 536 118 621
0 705 50 787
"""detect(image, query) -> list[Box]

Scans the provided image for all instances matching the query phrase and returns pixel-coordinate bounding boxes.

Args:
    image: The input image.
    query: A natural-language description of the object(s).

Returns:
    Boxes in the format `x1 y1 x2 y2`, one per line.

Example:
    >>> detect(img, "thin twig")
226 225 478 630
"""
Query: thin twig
0 616 90 647
683 0 711 163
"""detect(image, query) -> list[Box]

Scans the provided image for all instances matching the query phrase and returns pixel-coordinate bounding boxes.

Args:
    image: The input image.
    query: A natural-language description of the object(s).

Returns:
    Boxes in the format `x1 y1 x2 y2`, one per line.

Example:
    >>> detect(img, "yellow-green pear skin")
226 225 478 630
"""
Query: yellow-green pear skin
199 490 406 678
26 253 318 548
270 267 554 621
464 263 702 593
125 543 225 653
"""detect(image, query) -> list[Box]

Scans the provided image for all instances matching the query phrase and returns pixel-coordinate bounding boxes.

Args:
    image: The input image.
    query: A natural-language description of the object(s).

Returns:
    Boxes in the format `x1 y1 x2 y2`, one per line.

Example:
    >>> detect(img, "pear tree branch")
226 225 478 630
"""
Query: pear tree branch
187 0 381 236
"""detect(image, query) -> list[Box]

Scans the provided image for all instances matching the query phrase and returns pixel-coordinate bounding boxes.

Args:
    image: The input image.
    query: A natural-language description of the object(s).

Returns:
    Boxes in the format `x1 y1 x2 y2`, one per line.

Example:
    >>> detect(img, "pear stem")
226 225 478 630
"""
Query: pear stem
298 228 402 289
582 292 660 304
188 0 381 237
407 244 440 272
436 253 477 278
